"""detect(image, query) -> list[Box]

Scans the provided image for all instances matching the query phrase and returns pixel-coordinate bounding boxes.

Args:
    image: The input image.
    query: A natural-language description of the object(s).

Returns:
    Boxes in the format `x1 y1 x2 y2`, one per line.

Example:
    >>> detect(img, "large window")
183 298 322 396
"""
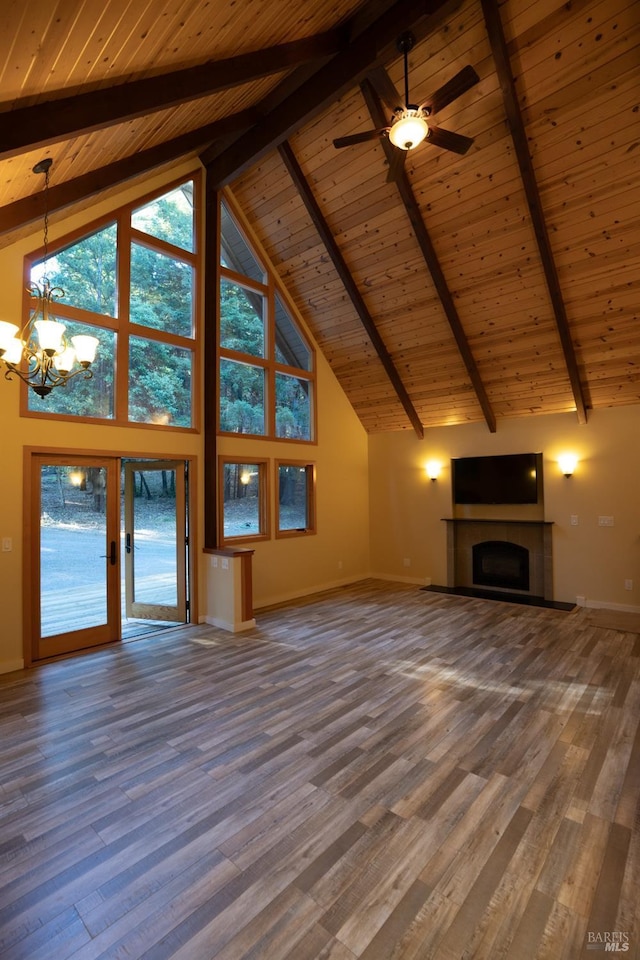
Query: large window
218 197 314 442
24 175 200 428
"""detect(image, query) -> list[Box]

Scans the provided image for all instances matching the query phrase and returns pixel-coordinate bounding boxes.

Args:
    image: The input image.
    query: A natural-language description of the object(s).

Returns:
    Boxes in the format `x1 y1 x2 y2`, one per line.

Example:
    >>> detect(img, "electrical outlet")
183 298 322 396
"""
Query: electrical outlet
598 516 614 527
212 556 218 568
1 537 11 552
625 579 633 591
570 515 578 526
221 557 229 570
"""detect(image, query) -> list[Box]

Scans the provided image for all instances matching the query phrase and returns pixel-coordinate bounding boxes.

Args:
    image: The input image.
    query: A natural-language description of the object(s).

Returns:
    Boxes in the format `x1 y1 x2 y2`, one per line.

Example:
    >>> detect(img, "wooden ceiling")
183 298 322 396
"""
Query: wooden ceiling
1 0 638 434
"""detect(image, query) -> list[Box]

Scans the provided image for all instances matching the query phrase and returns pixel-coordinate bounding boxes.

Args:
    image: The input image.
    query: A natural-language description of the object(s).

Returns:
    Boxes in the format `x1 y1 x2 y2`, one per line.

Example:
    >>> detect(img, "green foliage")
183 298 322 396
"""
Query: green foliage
28 184 195 426
132 187 194 252
219 280 312 439
219 359 265 434
42 223 117 316
130 242 193 339
129 338 191 427
275 374 311 440
220 281 264 357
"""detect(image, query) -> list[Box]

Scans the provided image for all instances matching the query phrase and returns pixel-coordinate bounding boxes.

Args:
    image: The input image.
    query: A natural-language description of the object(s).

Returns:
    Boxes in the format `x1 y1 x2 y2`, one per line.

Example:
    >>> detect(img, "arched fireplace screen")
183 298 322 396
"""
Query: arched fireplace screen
472 540 530 591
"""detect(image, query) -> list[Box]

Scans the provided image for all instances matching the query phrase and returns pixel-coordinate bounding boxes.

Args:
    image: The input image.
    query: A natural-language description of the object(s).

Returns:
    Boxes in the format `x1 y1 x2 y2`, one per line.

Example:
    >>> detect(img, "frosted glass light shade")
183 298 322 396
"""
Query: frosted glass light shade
389 110 429 151
558 454 578 477
54 346 76 373
0 321 19 352
71 334 99 365
35 319 65 354
3 338 24 364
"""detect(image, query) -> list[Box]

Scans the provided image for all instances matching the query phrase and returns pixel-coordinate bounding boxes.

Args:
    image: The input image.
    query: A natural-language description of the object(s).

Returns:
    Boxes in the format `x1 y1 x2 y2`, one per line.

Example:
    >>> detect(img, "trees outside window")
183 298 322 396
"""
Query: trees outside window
25 176 199 427
219 458 269 543
218 197 314 441
276 462 316 537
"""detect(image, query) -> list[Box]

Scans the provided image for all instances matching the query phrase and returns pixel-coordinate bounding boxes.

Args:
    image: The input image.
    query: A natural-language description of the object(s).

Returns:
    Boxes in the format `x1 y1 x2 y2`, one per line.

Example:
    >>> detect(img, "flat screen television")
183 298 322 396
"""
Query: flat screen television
452 452 541 505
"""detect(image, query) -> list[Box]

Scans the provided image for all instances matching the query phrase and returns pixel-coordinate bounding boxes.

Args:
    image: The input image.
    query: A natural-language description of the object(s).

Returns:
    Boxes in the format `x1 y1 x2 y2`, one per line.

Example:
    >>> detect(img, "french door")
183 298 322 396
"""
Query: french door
32 455 121 661
29 453 189 663
123 461 187 623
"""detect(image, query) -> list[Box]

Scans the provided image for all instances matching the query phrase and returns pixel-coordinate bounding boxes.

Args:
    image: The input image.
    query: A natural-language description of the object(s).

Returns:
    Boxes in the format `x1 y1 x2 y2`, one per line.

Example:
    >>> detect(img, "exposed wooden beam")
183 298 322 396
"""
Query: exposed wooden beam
204 178 221 550
278 141 424 440
360 77 497 434
481 0 589 425
204 0 461 186
0 112 256 236
0 31 343 161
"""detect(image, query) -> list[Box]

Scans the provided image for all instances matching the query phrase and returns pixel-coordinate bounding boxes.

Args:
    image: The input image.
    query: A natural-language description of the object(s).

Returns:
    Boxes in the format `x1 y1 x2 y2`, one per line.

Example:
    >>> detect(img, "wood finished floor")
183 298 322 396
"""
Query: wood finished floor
1 580 639 960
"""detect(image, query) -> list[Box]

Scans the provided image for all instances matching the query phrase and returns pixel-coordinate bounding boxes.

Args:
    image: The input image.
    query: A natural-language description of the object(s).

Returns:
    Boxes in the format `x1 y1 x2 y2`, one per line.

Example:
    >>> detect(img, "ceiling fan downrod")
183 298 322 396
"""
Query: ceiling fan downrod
397 31 416 109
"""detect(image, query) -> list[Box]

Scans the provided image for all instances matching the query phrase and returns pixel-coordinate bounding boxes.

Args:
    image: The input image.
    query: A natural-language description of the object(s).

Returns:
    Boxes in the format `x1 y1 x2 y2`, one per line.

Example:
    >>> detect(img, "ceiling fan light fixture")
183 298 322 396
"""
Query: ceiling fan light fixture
388 107 429 151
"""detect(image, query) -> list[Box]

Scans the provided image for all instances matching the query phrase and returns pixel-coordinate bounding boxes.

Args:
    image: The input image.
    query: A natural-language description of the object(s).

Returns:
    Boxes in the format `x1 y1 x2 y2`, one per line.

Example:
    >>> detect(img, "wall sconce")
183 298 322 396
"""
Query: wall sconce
425 460 441 482
558 454 578 478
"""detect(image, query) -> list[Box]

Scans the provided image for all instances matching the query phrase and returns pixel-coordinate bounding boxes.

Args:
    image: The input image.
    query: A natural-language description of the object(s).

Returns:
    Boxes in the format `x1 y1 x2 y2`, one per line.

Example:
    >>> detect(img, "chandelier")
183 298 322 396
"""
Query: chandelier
0 159 98 399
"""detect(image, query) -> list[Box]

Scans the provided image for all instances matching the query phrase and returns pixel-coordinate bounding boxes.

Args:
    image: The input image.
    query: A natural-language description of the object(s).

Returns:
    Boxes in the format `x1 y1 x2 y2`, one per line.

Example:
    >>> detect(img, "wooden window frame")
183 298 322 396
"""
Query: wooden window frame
218 190 316 444
275 460 316 539
20 171 202 432
218 456 270 546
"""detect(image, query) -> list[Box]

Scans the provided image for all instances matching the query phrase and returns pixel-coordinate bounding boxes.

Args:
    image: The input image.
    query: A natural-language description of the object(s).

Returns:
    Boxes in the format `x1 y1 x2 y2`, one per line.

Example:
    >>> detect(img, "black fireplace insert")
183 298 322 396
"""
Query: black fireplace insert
472 540 530 592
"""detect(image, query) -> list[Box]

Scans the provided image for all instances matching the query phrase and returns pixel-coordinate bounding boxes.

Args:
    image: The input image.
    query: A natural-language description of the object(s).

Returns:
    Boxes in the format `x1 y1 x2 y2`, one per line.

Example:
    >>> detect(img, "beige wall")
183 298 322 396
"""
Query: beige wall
368 406 640 609
0 162 371 673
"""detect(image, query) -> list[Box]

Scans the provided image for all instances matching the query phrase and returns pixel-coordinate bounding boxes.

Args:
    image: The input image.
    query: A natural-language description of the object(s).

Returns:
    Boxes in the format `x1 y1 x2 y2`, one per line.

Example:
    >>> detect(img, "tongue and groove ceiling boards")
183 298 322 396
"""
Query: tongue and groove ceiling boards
1 0 638 434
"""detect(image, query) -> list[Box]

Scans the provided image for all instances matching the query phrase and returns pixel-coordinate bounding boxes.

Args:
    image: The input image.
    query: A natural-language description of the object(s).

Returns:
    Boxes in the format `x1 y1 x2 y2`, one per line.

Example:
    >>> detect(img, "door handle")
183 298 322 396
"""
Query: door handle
126 532 132 554
101 541 117 565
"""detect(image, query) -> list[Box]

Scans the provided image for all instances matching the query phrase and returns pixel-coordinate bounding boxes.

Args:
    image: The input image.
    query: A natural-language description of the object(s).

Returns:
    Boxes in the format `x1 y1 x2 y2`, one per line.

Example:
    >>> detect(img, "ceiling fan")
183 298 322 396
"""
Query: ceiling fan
333 32 479 179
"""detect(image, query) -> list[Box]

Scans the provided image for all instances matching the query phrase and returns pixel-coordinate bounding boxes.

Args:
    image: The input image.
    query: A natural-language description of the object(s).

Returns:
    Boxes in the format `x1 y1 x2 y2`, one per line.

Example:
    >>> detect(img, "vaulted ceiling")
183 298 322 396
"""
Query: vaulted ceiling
1 0 638 435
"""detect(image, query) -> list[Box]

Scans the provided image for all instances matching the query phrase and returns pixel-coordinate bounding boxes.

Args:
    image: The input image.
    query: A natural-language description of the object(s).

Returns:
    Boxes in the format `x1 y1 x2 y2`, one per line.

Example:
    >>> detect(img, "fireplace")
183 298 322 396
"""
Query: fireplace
472 540 529 591
444 518 554 600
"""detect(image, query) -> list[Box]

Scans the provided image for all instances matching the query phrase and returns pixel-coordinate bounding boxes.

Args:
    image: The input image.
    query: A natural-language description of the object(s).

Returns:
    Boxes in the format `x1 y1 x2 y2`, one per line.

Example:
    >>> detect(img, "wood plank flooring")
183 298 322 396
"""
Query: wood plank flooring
1 579 639 959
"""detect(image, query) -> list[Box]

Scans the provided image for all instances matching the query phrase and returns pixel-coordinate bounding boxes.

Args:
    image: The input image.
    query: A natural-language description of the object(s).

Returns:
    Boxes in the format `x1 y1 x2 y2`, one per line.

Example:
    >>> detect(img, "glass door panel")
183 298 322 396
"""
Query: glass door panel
124 461 187 623
33 456 120 660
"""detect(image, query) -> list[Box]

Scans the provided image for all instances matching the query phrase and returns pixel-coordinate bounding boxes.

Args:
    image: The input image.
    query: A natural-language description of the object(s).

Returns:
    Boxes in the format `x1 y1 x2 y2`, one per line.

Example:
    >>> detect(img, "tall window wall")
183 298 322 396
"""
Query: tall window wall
23 175 200 429
217 196 317 545
218 198 315 441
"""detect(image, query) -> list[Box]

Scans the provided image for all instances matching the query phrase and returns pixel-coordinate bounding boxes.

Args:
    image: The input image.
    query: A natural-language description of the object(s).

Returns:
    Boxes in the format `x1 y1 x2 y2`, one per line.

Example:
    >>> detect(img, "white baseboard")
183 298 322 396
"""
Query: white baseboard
0 659 25 675
580 598 640 614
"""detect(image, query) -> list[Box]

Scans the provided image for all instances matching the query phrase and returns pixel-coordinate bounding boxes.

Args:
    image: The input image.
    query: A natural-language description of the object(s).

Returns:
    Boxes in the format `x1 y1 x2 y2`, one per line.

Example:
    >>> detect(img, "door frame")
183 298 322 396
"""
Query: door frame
23 445 198 666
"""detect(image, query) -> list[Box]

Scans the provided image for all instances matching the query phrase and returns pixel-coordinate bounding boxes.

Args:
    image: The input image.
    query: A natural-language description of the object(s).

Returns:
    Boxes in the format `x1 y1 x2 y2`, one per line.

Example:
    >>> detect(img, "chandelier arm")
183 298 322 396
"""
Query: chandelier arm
3 354 94 393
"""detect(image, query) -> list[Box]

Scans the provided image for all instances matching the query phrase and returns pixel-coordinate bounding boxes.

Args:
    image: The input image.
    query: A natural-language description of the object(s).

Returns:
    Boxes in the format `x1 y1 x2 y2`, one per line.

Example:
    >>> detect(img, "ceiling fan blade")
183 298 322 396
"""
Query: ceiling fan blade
333 129 383 148
367 65 403 114
386 146 407 183
426 125 474 155
421 65 480 115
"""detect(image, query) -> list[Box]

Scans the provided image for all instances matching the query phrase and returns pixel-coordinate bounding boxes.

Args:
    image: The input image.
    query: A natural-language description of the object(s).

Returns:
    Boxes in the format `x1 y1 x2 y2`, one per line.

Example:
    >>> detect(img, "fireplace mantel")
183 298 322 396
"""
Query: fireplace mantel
442 518 554 600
